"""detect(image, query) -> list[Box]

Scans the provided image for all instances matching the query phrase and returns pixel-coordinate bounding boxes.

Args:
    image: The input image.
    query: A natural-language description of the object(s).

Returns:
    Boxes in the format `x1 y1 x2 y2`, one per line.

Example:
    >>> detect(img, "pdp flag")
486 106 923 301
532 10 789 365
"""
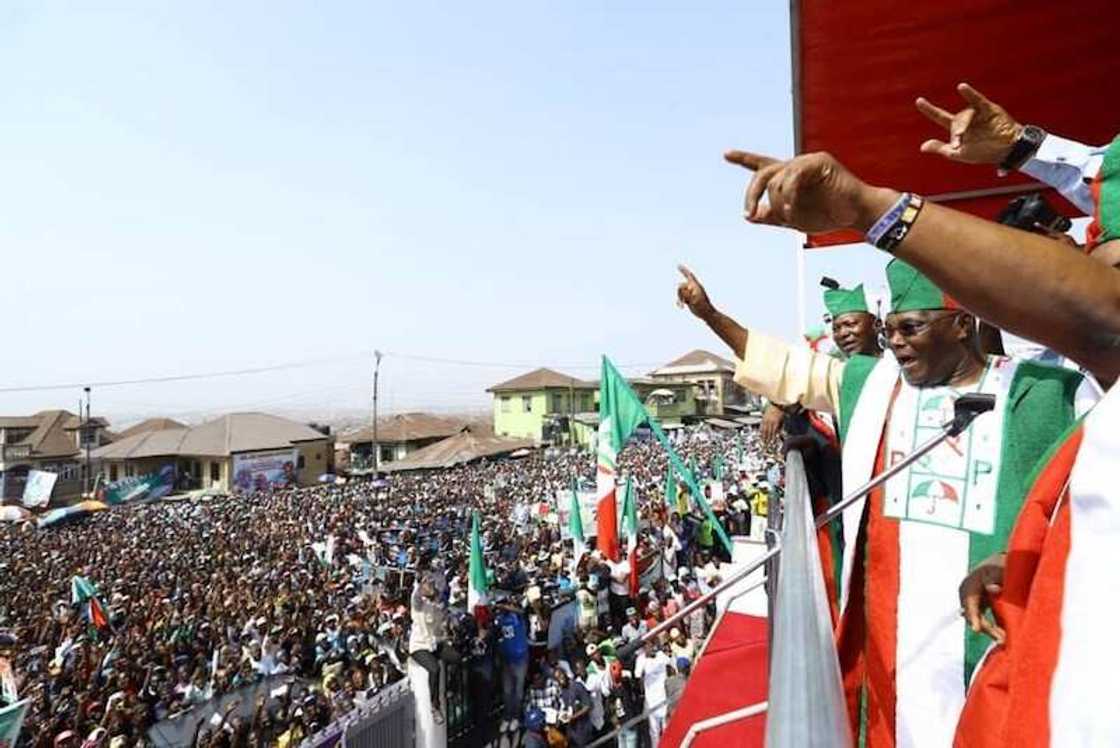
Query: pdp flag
468 511 489 617
0 699 28 748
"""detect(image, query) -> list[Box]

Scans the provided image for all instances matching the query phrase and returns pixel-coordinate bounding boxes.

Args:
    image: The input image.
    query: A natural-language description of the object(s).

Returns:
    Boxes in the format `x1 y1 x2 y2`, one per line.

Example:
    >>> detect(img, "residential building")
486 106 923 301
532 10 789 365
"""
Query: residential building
90 412 333 491
339 413 469 468
381 426 534 472
487 368 597 443
0 410 110 500
649 349 758 416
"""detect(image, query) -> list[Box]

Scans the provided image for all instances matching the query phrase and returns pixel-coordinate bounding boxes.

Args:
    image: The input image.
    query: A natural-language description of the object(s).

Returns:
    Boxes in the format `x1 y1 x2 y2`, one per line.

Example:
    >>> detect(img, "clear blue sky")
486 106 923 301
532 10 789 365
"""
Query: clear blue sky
0 1 890 423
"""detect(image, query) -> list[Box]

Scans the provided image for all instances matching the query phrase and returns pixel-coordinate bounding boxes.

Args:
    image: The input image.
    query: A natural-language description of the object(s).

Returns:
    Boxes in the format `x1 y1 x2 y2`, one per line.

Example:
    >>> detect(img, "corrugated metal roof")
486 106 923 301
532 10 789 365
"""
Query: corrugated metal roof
381 428 535 472
92 412 330 460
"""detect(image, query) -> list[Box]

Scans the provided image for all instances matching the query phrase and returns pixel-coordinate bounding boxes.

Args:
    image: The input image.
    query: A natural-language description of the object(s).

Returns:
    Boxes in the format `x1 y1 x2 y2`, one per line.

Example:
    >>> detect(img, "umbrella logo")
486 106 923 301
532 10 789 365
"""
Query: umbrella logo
912 479 959 515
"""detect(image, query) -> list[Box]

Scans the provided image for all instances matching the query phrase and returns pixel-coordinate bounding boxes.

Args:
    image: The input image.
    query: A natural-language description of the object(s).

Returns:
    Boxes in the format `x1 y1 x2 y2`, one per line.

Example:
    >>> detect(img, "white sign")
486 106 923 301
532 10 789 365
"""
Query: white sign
22 470 58 508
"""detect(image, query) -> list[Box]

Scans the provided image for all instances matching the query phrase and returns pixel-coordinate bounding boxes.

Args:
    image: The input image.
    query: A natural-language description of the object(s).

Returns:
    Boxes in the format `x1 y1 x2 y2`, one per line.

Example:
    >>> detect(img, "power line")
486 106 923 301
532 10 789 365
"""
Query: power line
0 353 368 394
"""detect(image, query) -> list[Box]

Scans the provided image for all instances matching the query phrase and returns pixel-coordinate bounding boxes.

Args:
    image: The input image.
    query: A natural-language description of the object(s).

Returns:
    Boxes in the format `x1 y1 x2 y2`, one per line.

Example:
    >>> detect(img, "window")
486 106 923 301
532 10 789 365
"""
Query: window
298 455 306 469
501 396 511 413
110 464 118 482
522 396 532 413
551 393 563 412
210 462 220 483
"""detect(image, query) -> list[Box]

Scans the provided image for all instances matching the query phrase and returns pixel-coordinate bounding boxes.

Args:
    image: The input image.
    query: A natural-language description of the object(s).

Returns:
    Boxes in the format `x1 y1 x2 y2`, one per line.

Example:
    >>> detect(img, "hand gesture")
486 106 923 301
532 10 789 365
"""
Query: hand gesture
916 83 1022 167
958 551 1006 644
676 266 715 320
759 404 785 447
724 150 874 233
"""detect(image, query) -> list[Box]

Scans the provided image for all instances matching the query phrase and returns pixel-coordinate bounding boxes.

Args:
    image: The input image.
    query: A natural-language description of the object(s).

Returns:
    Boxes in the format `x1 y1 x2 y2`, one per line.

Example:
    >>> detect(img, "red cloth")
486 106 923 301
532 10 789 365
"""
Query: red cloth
793 0 1120 247
660 613 769 748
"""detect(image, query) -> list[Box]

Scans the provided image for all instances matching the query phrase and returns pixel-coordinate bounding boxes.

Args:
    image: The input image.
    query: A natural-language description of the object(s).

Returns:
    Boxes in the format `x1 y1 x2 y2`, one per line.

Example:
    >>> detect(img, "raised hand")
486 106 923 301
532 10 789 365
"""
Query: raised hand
723 150 882 233
676 265 715 320
915 83 1023 166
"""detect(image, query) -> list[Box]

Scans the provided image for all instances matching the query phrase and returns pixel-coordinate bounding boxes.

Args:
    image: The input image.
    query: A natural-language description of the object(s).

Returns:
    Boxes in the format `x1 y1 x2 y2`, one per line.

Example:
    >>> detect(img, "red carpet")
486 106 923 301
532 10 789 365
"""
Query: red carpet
661 612 768 748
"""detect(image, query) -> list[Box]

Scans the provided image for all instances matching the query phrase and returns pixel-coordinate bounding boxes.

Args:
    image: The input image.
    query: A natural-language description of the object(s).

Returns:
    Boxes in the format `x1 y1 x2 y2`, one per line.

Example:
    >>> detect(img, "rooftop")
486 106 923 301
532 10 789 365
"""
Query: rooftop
92 412 330 460
487 367 596 393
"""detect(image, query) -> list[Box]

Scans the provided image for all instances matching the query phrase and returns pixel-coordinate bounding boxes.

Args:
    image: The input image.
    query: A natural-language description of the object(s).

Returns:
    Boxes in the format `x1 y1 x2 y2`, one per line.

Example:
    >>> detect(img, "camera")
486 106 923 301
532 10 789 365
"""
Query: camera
997 194 1072 234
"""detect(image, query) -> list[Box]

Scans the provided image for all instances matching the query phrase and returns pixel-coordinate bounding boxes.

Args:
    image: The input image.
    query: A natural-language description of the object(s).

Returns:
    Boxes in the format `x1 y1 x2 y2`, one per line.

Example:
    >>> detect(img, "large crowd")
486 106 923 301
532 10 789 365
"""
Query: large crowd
0 428 778 748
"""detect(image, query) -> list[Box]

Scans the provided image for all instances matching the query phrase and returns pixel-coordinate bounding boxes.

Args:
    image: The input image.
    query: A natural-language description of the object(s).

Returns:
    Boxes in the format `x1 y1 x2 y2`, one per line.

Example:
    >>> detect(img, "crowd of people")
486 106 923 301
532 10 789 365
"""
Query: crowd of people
0 427 780 748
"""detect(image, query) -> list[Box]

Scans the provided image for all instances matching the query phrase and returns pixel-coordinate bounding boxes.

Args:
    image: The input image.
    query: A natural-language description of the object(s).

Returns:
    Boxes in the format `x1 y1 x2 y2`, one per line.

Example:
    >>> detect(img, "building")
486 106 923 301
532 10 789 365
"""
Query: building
487 368 597 443
90 412 333 491
0 410 111 500
110 417 187 442
381 426 535 472
649 349 758 416
339 413 470 469
486 367 702 447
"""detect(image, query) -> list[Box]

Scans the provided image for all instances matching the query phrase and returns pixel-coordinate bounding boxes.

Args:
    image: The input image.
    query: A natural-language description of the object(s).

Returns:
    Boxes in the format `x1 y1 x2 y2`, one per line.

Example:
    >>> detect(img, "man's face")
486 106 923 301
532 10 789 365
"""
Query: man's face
885 310 969 387
831 313 880 357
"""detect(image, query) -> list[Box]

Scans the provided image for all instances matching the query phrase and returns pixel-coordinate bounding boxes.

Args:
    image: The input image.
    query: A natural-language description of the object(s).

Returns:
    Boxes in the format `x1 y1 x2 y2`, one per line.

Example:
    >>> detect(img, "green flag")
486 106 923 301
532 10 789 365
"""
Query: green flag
569 478 586 575
468 511 489 613
0 699 28 747
599 355 731 555
664 464 678 511
713 454 725 481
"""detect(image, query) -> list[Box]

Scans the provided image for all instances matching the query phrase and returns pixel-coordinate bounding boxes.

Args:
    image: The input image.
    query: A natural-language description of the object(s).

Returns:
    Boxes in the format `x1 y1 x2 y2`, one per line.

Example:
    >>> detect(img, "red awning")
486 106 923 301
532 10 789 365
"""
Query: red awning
793 0 1120 247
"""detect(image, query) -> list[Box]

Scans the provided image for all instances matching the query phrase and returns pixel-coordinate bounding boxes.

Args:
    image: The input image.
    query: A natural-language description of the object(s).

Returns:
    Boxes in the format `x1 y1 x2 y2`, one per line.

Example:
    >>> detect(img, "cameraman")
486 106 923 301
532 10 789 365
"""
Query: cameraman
408 572 460 725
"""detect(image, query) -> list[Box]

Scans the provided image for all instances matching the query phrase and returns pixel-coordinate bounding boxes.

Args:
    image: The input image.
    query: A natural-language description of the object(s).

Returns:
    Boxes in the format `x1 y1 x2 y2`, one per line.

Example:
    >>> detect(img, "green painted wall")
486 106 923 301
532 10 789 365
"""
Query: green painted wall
492 387 596 441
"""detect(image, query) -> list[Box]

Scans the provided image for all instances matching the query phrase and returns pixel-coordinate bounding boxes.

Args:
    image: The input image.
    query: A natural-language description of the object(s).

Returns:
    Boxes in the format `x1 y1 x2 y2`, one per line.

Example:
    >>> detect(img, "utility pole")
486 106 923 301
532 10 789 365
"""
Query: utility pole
372 351 382 476
83 386 91 495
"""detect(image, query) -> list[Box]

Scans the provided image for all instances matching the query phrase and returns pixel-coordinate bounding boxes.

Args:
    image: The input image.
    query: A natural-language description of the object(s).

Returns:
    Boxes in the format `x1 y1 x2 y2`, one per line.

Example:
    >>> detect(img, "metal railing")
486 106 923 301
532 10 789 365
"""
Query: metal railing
301 678 414 748
679 700 769 748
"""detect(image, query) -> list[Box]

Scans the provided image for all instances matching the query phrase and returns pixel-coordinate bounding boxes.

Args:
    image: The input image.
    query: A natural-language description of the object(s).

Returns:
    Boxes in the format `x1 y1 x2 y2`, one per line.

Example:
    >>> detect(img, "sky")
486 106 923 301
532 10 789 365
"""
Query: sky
0 1 891 425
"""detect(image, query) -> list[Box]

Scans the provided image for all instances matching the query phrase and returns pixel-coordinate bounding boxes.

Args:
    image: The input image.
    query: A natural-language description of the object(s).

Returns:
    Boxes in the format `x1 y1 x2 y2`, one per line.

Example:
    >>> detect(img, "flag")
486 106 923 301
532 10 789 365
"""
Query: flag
467 511 489 616
70 575 98 605
736 433 744 464
71 576 109 631
664 464 678 511
766 451 850 747
713 454 725 481
0 699 29 748
569 479 586 578
596 357 649 561
598 355 732 555
621 477 640 596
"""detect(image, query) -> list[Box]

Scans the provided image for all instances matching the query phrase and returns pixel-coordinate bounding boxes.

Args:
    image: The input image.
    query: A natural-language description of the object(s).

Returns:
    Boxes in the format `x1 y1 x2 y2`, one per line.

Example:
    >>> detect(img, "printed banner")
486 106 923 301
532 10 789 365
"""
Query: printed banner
99 465 175 505
702 480 726 512
232 449 299 492
556 490 599 539
21 470 57 508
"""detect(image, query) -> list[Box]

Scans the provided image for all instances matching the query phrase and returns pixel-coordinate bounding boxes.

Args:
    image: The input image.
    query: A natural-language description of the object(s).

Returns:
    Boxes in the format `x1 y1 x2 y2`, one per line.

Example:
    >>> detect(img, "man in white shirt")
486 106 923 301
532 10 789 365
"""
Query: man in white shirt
634 640 672 746
607 554 632 629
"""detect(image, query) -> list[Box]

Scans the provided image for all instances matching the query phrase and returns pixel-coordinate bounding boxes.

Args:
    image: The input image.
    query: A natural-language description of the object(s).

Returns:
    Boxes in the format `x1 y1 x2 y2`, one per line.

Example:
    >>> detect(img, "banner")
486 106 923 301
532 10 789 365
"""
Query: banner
703 480 726 512
0 699 28 748
99 465 175 505
21 470 57 508
556 490 598 539
232 449 299 492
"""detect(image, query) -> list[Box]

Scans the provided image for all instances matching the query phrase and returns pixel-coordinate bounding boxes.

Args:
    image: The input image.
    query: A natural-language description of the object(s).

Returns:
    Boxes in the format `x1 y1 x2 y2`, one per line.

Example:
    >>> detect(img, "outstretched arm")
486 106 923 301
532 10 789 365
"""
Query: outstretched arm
675 265 841 413
725 150 1120 384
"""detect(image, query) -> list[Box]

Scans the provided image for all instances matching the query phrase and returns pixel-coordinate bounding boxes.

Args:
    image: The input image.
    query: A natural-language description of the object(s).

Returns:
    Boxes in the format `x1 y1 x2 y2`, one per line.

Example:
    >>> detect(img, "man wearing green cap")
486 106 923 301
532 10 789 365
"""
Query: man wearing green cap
823 282 882 358
676 260 1097 748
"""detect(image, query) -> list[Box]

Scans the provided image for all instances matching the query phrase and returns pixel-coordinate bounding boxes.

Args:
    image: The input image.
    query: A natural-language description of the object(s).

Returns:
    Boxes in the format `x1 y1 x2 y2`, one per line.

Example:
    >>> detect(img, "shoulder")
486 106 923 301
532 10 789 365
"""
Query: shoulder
1007 358 1085 406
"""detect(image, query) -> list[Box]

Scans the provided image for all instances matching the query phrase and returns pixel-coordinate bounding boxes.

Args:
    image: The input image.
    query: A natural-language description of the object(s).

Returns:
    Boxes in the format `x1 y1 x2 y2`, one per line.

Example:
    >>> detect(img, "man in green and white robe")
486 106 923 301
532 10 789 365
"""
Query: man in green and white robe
676 259 1097 747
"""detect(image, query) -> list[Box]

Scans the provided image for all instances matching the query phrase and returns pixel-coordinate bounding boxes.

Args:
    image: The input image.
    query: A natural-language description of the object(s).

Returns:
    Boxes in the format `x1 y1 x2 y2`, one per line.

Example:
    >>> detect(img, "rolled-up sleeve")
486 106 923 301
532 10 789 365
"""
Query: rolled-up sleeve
733 330 843 414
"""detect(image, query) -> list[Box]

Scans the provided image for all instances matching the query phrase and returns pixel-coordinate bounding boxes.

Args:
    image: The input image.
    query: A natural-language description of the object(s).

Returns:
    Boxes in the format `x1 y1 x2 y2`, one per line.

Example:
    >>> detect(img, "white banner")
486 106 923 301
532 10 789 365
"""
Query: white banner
556 490 598 539
22 470 57 508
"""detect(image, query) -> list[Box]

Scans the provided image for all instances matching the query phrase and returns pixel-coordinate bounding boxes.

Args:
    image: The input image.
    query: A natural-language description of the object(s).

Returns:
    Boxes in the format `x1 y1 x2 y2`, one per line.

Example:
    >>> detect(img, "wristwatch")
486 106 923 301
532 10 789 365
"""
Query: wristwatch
999 125 1047 172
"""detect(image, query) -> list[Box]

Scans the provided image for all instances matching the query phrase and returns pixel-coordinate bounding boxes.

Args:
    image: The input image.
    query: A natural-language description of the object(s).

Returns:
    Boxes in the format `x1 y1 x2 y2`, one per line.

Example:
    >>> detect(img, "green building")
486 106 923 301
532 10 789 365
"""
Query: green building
488 368 699 446
487 368 596 444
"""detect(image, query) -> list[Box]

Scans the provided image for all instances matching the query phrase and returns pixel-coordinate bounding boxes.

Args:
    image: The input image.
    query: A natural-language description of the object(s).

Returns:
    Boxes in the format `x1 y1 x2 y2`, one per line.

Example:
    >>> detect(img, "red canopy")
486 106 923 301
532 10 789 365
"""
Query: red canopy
793 0 1120 247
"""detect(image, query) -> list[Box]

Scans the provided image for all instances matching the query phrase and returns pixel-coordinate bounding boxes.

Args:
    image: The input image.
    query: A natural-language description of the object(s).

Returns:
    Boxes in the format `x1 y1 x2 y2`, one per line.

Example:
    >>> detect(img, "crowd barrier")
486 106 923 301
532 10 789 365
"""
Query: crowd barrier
147 674 311 747
301 678 415 748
